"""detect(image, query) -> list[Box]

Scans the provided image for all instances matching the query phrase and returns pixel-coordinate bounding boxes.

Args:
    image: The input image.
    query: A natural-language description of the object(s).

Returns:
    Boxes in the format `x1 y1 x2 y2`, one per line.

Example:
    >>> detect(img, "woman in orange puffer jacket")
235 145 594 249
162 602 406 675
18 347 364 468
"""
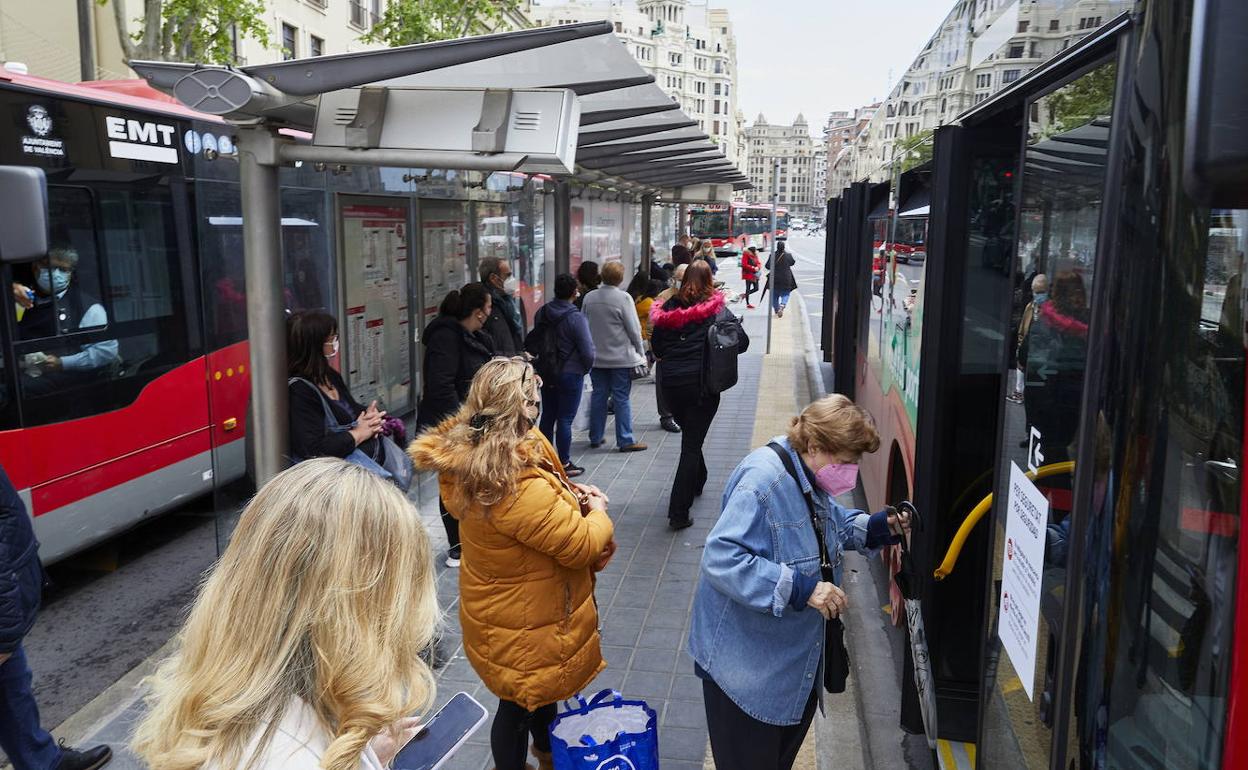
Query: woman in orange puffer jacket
409 357 616 770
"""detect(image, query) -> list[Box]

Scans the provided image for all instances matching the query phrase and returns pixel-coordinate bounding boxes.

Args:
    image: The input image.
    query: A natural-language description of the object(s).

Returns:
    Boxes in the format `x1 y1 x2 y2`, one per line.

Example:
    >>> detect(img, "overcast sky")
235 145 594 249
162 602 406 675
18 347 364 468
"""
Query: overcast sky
710 0 954 130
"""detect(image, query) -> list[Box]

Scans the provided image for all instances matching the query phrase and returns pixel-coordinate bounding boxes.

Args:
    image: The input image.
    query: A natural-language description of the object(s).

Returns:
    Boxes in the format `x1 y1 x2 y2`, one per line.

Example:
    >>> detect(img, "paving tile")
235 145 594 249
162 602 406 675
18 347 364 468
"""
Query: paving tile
622 670 673 702
630 647 678 674
637 625 684 650
670 674 704 703
659 726 711 762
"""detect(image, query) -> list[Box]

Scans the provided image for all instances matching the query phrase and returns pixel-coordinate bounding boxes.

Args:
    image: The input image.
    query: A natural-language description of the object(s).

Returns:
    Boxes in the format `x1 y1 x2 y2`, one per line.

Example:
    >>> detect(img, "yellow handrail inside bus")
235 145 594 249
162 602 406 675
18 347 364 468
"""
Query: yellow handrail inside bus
932 461 1075 580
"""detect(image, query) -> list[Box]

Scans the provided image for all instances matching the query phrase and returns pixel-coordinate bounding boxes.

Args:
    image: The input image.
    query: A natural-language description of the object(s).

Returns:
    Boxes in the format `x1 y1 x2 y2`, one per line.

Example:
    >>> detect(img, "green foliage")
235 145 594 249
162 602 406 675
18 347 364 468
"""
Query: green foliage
895 129 935 173
1039 61 1116 138
98 0 270 64
362 0 524 47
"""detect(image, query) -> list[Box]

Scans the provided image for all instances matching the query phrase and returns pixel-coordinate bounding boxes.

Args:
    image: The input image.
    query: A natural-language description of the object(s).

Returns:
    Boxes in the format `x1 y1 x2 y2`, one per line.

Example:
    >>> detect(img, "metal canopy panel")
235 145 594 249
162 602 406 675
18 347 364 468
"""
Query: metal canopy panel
131 19 743 191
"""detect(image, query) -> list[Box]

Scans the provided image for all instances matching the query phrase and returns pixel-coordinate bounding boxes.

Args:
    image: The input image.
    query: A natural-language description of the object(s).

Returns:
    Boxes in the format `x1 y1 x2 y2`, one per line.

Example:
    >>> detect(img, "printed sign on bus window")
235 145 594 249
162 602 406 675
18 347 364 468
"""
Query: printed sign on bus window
21 105 65 158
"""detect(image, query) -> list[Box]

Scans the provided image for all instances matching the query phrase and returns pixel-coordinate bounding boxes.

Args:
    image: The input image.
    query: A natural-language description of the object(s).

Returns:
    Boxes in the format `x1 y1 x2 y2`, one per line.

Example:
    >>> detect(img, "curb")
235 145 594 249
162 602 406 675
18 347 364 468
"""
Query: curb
792 291 827 401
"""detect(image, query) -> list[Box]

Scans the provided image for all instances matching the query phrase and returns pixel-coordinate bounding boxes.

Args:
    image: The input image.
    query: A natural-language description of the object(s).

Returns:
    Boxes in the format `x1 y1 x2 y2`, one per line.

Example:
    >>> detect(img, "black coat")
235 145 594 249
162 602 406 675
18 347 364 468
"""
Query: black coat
768 252 798 293
650 292 748 388
482 288 525 356
0 465 43 654
288 369 378 461
416 315 494 429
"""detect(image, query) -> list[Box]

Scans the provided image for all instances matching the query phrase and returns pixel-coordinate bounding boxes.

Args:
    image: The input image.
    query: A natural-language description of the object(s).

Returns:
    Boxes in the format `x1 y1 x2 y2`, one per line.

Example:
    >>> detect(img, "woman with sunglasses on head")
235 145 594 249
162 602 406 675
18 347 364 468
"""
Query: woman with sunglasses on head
287 310 385 464
410 358 617 770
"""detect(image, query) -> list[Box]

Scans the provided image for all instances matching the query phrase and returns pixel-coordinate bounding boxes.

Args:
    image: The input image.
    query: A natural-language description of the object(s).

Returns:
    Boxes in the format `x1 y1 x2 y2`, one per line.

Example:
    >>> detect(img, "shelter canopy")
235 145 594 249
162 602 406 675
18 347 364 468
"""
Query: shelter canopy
130 21 748 198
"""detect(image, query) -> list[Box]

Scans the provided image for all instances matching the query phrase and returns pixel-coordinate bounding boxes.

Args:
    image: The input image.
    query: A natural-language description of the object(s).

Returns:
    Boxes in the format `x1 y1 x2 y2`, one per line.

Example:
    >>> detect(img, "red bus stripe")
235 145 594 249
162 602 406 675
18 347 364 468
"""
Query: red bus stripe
1223 356 1248 769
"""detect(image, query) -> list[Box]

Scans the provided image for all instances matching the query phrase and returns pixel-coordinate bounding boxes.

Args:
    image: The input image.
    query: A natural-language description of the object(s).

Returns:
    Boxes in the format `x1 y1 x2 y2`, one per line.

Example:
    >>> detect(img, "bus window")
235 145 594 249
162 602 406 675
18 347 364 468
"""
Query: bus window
690 208 729 237
11 184 192 426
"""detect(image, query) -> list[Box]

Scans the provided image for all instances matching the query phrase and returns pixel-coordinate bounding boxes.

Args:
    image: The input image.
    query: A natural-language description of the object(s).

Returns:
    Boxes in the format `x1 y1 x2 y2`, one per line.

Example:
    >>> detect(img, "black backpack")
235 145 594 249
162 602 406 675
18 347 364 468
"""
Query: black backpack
703 309 748 395
525 312 568 385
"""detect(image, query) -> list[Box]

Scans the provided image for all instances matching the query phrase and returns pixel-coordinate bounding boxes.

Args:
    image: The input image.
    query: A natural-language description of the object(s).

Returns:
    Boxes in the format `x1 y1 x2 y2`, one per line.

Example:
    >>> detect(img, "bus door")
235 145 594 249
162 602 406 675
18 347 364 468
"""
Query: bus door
976 55 1120 769
828 182 871 398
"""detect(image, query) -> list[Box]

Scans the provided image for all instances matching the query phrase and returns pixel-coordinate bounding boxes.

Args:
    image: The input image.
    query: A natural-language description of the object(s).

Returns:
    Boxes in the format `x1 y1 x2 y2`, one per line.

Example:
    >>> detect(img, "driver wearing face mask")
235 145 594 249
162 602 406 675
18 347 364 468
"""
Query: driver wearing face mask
11 247 120 394
478 257 526 356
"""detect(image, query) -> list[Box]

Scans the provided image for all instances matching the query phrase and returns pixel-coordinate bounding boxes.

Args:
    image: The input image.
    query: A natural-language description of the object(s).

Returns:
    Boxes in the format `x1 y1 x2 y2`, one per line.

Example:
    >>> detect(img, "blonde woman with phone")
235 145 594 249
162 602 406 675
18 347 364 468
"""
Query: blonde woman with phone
132 458 440 770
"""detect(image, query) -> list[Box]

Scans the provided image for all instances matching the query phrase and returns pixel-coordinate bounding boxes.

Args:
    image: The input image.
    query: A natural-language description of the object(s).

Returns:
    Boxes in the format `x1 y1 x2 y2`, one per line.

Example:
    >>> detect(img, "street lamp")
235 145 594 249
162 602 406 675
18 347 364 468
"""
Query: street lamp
766 155 779 354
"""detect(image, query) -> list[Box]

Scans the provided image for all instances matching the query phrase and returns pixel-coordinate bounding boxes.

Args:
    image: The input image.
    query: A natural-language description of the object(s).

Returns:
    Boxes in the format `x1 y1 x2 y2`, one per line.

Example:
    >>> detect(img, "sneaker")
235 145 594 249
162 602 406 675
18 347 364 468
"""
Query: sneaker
747 304 757 309
564 462 585 478
589 440 605 449
1005 393 1024 404
445 544 462 568
668 516 693 531
619 443 648 453
55 743 112 770
776 308 785 318
660 417 682 433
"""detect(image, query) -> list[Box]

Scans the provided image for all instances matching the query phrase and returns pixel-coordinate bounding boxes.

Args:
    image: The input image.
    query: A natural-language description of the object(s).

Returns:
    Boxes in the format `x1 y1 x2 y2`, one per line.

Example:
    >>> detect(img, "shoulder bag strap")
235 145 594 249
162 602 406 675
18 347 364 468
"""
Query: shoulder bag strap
768 442 832 572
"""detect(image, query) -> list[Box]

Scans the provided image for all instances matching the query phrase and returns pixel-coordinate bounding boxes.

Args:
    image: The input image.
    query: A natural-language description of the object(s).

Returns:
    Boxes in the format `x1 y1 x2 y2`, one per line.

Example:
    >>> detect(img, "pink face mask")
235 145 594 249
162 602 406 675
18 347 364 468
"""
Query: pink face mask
815 463 859 497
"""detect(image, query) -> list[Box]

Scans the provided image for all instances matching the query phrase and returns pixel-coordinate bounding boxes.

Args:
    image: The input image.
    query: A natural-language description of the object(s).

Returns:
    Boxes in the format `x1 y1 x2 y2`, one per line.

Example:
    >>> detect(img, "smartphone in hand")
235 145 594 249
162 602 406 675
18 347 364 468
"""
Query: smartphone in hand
393 692 489 770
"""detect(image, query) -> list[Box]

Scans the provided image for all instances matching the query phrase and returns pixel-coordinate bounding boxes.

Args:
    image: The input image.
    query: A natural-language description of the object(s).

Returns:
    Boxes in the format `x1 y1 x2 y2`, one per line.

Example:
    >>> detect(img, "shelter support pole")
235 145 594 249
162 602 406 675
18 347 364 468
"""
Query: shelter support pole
766 157 779 354
640 193 654 271
554 180 572 274
677 202 687 238
238 127 288 488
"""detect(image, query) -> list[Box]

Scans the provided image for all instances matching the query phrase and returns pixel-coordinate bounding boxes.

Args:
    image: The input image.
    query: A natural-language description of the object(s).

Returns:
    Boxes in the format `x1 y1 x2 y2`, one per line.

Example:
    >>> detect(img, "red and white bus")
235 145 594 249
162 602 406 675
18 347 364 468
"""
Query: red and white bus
0 69 551 563
687 201 790 258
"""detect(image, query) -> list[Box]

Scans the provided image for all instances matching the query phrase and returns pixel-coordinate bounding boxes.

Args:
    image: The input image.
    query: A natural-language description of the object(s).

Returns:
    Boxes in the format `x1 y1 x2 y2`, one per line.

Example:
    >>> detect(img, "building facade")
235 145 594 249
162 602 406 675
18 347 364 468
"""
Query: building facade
743 113 818 217
827 0 1129 187
0 0 532 83
530 0 742 168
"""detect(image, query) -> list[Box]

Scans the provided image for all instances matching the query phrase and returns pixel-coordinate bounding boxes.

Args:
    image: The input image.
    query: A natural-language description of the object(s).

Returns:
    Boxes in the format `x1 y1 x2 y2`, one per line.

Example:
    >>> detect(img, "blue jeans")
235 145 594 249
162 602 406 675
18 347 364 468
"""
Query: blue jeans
773 290 792 312
0 645 62 770
589 367 635 448
539 371 584 464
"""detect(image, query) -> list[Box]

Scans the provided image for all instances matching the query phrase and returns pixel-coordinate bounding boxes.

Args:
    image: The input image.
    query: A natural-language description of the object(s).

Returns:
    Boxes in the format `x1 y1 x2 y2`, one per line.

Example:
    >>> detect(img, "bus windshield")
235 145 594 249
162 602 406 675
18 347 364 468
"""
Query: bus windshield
735 209 772 236
689 209 730 237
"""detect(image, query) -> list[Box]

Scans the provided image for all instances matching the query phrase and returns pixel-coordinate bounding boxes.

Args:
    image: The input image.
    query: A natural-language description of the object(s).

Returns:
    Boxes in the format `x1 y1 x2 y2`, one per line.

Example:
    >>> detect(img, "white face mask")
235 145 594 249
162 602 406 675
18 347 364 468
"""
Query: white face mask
503 275 519 296
324 338 339 358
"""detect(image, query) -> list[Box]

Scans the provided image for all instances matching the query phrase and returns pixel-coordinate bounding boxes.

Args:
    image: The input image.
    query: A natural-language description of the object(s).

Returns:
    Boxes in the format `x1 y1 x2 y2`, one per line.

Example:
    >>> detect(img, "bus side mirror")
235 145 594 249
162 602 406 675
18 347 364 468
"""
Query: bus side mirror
0 166 48 262
1184 0 1248 208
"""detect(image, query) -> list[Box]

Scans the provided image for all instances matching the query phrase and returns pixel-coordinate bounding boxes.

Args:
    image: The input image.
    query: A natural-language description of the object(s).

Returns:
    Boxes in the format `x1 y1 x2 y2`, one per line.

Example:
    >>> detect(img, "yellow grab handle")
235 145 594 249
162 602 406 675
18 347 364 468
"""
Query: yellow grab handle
933 461 1075 580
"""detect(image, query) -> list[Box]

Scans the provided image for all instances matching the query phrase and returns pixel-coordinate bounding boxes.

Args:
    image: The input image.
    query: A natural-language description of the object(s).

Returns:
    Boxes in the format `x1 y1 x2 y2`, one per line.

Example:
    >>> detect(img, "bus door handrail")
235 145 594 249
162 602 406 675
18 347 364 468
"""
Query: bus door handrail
932 461 1076 581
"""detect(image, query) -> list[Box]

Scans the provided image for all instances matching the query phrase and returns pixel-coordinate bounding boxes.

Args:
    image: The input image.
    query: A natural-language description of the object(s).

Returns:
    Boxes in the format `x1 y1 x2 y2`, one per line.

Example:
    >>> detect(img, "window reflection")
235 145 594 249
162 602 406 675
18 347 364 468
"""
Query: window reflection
982 59 1116 770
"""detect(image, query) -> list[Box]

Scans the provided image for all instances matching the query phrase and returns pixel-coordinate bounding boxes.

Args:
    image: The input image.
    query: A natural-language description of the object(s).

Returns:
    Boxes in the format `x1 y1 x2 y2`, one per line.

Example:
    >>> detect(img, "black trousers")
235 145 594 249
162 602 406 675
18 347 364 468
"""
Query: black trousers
703 677 818 770
654 360 672 420
744 278 760 303
491 699 557 770
438 495 460 551
663 382 719 520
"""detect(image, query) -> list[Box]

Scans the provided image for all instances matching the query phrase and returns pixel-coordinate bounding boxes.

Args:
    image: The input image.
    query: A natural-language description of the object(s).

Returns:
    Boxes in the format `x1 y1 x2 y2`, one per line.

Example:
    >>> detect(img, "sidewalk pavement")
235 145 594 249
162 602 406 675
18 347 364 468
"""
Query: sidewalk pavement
41 277 875 770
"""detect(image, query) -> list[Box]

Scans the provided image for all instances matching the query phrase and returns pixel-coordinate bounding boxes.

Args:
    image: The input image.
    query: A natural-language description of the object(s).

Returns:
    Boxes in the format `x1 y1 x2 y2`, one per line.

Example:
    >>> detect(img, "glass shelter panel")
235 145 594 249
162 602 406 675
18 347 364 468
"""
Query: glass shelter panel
980 60 1117 770
419 200 469 327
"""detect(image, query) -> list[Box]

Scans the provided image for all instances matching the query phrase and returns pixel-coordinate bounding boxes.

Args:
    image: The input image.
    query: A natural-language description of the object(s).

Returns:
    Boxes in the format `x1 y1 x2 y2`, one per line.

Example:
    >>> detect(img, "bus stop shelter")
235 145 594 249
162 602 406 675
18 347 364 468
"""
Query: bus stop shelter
129 20 749 485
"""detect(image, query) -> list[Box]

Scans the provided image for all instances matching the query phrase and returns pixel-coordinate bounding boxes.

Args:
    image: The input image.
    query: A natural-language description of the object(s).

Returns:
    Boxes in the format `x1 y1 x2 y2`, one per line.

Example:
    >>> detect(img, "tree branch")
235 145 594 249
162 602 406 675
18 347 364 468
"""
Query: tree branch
106 0 137 60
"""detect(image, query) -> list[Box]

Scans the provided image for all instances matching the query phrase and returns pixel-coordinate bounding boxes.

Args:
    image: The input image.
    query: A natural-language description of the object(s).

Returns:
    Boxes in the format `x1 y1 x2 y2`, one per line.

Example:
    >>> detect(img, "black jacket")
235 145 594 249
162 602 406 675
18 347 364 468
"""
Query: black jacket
416 315 494 429
650 291 748 387
288 369 378 461
767 252 798 293
482 288 524 356
0 465 43 654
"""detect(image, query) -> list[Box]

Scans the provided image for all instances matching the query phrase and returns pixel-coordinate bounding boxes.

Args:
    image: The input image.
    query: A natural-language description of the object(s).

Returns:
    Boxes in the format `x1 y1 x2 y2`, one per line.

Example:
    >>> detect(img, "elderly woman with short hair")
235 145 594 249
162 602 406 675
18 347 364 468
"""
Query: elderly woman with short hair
688 394 911 770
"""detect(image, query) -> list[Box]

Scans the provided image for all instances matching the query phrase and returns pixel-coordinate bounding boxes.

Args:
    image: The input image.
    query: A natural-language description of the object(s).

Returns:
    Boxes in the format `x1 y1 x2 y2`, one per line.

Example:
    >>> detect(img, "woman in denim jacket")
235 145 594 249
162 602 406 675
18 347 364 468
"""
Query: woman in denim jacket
687 395 911 770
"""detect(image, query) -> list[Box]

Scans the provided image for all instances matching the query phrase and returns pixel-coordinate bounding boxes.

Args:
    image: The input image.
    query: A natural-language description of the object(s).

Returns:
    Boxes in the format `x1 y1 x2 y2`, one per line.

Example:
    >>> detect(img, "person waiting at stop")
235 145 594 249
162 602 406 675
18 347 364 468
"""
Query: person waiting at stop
11 247 119 395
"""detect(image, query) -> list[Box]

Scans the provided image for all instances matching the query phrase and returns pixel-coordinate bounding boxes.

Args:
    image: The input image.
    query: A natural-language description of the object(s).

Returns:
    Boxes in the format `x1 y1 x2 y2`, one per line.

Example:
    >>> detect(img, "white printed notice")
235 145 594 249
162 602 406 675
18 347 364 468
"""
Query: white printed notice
997 461 1048 700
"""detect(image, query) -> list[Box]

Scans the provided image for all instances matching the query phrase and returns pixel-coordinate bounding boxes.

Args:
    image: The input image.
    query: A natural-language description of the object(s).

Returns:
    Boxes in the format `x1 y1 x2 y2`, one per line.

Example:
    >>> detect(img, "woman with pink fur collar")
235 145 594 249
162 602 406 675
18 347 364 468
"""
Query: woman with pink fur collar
650 261 749 529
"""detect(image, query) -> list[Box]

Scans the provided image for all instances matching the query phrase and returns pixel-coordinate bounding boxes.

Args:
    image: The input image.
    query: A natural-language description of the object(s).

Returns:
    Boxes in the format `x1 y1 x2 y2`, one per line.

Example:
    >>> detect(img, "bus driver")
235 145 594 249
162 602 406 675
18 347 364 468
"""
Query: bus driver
11 247 119 395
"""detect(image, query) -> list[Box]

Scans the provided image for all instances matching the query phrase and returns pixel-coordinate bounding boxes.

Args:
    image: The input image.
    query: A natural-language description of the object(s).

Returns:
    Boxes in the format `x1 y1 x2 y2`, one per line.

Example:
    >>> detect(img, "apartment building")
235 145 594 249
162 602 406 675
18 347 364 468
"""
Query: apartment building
743 113 818 217
530 0 742 168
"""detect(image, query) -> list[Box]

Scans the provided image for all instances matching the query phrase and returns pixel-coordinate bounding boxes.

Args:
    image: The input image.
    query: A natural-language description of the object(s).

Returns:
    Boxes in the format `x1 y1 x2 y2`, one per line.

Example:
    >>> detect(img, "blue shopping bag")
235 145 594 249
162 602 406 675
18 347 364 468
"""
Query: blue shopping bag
549 689 659 770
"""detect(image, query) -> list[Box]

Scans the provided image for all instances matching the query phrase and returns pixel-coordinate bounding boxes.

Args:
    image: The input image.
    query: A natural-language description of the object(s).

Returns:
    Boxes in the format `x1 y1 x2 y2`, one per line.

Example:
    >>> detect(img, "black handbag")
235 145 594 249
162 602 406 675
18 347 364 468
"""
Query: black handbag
768 442 851 693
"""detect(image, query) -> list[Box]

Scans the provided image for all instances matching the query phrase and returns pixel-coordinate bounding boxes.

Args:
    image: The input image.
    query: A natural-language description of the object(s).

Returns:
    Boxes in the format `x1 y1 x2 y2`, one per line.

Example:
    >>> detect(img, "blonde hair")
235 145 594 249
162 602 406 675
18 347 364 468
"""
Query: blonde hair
699 241 714 257
426 357 538 507
601 261 625 286
787 394 881 457
132 459 439 770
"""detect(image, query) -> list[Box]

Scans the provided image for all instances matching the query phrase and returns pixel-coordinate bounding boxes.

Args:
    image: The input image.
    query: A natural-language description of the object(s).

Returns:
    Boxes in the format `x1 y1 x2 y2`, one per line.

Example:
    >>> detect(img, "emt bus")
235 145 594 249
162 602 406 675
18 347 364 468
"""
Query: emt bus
687 201 790 258
823 3 1248 768
0 68 555 563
